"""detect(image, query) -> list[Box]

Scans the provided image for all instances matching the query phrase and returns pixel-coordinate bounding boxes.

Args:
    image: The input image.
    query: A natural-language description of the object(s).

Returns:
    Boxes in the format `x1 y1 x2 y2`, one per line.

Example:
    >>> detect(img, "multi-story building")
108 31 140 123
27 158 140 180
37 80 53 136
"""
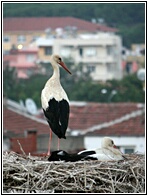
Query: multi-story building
3 17 117 53
3 17 122 81
36 33 122 81
3 47 39 79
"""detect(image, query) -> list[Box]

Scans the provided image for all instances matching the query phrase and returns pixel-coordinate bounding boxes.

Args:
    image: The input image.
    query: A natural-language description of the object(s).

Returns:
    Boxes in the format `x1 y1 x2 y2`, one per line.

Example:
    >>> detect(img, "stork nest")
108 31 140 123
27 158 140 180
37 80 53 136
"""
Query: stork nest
3 151 145 193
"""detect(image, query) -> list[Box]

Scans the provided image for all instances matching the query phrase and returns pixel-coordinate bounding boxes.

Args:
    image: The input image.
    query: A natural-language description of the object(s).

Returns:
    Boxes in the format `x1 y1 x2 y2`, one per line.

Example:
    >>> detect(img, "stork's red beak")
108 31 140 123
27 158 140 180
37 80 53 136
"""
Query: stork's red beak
59 61 72 74
113 145 117 149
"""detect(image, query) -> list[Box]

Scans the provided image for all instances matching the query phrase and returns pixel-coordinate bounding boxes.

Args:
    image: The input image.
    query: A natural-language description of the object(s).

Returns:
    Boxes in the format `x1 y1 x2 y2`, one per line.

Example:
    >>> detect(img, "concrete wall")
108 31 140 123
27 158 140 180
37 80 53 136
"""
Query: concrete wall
37 134 84 153
84 136 145 154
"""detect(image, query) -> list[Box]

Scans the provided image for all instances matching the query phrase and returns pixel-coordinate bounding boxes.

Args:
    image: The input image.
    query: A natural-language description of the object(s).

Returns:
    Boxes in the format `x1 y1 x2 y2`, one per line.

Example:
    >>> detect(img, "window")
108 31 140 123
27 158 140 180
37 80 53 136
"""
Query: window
61 47 71 57
31 36 39 43
119 146 135 154
106 63 114 72
86 48 96 56
17 35 26 43
32 36 39 42
107 45 114 55
44 47 52 55
26 54 36 62
79 48 83 57
3 50 10 55
124 148 134 154
3 35 10 42
87 65 96 73
125 62 132 74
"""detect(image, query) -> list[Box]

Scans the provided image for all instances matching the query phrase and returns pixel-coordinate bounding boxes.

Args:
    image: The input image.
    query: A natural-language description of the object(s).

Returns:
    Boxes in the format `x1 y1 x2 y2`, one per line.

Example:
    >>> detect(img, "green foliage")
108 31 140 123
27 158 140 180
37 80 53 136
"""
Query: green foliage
3 3 145 48
3 3 145 24
118 23 145 47
3 65 144 108
3 66 18 100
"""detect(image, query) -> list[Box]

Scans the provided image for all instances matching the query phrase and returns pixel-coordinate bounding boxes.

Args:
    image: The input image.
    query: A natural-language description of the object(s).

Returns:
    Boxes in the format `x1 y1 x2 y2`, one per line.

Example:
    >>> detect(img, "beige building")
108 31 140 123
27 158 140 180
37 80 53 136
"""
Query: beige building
3 17 121 81
3 17 117 54
3 31 40 53
35 33 122 81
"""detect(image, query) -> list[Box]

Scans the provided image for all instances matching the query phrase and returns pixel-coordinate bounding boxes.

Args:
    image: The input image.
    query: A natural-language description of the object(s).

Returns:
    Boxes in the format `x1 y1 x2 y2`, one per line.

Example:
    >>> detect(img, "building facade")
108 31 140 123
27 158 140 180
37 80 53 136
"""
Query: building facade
3 17 121 81
3 99 145 155
3 17 117 53
36 33 122 81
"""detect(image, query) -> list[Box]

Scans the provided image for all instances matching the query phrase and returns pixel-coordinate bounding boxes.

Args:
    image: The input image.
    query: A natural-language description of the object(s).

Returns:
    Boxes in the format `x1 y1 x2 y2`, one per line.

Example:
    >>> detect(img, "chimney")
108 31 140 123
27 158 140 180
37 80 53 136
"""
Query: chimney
25 129 37 153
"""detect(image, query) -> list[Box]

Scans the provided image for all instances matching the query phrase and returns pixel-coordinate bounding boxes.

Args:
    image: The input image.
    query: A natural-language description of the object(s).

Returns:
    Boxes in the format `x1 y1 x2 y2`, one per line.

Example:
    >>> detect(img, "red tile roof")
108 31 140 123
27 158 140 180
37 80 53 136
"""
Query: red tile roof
3 55 17 63
17 70 28 79
10 62 36 68
87 115 144 136
3 50 38 69
3 17 117 33
3 108 50 136
3 102 145 137
69 102 143 130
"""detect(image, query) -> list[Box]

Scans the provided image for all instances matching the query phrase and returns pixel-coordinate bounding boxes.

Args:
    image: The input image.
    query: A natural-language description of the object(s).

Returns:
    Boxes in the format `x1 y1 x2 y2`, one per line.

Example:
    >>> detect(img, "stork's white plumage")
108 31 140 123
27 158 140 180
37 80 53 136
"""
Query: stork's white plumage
41 54 71 155
78 137 126 161
47 137 127 162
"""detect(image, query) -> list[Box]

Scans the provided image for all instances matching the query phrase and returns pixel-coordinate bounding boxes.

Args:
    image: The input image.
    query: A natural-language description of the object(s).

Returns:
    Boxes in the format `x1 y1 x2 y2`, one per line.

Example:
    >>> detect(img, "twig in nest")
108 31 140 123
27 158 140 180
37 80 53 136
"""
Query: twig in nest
84 161 87 191
3 153 145 193
17 140 26 156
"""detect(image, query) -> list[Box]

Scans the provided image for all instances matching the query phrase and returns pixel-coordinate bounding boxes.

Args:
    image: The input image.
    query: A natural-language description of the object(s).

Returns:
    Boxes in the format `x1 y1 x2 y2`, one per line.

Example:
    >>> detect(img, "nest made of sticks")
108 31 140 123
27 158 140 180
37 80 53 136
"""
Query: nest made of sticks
3 151 145 193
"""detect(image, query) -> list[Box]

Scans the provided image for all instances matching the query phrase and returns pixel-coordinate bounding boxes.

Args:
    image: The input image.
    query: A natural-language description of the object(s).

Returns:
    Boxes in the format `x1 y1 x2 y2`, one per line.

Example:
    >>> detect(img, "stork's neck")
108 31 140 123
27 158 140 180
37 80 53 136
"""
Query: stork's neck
52 64 60 80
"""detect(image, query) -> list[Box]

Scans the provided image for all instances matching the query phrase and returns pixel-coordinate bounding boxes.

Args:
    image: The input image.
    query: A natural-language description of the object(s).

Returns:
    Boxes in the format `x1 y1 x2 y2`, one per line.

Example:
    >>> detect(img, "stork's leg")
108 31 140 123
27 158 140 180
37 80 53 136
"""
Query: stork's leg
47 129 52 156
57 138 60 150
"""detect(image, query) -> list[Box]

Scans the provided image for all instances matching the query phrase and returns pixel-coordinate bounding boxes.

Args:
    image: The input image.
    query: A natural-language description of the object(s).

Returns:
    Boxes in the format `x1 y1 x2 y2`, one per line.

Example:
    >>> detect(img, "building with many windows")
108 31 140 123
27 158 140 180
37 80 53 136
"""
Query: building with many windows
3 17 122 81
3 17 117 53
35 33 122 81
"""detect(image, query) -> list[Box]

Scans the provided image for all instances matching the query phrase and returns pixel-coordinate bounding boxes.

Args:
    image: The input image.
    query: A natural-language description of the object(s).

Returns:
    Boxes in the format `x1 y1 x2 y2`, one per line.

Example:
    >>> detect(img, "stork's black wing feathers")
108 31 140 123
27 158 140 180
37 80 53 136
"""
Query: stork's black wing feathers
48 150 93 162
43 98 69 139
78 150 96 157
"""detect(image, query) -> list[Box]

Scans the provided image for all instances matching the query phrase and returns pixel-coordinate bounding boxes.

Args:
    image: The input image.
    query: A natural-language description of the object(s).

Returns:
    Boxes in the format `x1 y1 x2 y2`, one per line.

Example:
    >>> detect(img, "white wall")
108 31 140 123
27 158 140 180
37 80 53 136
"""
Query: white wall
84 136 145 154
3 138 10 151
53 34 122 81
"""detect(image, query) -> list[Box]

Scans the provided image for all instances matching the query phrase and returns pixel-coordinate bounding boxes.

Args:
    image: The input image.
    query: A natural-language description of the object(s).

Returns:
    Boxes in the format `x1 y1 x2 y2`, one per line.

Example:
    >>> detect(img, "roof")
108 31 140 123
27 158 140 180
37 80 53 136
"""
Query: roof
69 102 144 126
17 70 28 79
9 63 37 68
88 115 144 136
3 107 49 136
69 102 145 136
3 17 117 33
3 100 145 137
3 55 17 63
3 51 37 69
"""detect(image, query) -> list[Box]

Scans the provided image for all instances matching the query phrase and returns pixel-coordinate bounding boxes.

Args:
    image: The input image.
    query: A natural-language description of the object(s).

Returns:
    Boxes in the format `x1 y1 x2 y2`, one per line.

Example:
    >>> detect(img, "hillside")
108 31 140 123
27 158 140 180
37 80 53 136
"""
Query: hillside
3 2 145 47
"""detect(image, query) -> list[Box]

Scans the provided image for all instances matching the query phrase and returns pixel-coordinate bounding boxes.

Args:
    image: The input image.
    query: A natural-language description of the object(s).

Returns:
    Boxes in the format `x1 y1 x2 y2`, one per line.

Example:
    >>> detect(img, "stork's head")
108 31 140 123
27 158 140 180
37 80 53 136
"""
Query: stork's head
101 137 117 149
50 54 71 74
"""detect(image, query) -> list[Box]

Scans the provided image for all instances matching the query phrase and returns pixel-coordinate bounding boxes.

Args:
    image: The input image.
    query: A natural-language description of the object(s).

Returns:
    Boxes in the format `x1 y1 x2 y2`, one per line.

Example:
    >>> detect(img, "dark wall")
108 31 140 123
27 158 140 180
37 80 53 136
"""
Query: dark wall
37 134 84 153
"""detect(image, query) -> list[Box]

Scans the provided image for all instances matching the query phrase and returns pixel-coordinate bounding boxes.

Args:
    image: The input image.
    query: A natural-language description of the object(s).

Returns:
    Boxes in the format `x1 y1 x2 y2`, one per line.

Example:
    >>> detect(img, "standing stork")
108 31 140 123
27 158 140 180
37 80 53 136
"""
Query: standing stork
41 54 71 155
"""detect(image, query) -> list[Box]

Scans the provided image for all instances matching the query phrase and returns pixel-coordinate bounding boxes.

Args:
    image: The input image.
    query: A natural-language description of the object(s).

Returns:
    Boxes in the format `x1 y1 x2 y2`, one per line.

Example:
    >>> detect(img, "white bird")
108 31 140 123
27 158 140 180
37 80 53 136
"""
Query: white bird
78 137 126 161
41 54 71 155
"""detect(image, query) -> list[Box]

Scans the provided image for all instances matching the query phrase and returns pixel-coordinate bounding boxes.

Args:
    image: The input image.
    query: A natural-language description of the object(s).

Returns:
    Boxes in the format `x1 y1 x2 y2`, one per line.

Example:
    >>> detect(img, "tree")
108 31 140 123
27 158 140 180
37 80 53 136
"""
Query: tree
3 66 18 100
3 63 145 108
3 3 145 48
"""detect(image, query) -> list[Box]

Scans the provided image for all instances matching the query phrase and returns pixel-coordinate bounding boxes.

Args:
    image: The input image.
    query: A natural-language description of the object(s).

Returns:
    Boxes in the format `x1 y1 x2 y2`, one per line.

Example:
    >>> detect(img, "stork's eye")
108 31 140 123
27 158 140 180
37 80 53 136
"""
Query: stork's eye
59 57 61 61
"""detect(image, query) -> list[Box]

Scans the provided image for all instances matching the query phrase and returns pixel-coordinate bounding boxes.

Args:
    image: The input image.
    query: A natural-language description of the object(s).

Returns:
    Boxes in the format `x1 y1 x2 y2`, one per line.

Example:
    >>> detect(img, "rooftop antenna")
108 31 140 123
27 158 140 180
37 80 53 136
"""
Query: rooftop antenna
25 98 37 115
19 100 26 112
137 68 145 81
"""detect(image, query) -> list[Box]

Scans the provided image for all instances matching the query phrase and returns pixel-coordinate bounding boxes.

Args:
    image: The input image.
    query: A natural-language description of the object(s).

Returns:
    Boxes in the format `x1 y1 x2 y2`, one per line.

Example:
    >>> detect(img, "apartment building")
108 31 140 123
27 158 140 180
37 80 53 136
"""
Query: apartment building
3 17 117 53
3 17 121 81
36 33 122 81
